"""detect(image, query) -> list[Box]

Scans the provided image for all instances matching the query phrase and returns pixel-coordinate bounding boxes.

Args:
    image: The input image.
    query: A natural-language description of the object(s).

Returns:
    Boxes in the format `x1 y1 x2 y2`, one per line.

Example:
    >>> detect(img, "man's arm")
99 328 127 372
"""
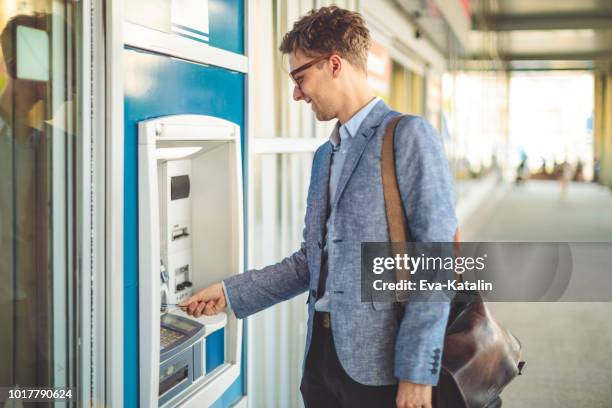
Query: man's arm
181 232 310 319
222 236 310 319
392 115 457 385
183 144 330 319
181 235 310 319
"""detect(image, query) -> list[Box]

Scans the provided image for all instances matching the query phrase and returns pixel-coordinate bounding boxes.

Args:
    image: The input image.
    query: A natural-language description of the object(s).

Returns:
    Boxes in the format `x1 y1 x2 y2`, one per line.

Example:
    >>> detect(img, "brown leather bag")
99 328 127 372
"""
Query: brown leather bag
381 115 524 408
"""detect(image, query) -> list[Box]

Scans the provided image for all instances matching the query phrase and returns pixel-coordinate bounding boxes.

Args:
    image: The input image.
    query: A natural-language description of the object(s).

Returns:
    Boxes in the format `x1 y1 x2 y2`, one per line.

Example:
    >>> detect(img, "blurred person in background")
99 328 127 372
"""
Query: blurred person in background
574 160 584 182
558 159 574 200
515 148 529 185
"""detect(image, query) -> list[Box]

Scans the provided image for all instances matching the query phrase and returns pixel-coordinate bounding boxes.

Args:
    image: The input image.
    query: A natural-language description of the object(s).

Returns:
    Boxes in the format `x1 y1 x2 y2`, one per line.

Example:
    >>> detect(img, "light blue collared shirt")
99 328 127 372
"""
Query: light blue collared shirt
315 96 381 312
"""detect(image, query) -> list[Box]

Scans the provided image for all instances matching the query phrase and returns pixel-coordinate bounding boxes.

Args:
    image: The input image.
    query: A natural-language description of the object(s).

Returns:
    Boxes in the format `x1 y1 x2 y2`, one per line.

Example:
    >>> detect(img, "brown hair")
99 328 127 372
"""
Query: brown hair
279 6 371 72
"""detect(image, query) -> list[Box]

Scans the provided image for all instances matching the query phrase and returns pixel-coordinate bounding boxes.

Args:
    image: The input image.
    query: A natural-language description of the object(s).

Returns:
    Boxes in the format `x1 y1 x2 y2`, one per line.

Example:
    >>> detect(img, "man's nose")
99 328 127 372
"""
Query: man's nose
293 85 304 101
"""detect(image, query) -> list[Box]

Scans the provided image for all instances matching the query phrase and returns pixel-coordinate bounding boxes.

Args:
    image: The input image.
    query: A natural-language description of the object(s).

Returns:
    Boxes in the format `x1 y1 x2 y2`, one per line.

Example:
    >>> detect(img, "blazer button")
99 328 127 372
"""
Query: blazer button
311 289 317 298
317 241 322 249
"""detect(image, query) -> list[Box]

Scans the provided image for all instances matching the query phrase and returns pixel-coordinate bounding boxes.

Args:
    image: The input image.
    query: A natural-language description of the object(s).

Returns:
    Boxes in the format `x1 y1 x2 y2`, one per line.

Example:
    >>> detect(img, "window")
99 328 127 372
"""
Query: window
0 0 79 397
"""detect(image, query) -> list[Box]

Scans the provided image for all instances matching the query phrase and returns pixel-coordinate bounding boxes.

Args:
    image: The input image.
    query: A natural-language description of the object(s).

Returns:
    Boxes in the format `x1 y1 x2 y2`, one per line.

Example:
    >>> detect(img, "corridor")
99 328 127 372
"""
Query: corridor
464 180 612 407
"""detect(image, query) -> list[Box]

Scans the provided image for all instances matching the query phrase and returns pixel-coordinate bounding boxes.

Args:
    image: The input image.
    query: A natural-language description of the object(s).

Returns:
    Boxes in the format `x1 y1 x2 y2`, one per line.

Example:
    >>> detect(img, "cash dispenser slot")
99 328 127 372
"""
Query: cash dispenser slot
174 264 192 292
159 366 188 397
171 226 190 241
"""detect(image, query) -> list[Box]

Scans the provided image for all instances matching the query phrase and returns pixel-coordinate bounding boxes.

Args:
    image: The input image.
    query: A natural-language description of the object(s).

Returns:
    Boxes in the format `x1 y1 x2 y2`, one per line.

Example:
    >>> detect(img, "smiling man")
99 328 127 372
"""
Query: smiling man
181 6 457 408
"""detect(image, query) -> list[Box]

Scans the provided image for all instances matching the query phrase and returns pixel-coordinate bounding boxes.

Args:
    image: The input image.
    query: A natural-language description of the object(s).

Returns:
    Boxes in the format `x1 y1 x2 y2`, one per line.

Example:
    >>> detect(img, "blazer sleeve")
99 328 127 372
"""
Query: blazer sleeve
221 142 329 319
392 115 458 385
222 230 310 319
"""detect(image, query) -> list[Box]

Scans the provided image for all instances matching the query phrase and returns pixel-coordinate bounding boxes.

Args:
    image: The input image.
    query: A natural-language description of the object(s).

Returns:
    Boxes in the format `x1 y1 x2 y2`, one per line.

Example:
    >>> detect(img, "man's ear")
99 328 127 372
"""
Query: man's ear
329 55 342 78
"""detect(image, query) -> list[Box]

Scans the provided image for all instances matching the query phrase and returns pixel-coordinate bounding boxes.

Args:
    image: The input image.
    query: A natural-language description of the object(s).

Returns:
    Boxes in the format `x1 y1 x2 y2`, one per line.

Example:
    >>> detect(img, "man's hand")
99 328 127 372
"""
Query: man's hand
179 282 227 318
395 381 432 408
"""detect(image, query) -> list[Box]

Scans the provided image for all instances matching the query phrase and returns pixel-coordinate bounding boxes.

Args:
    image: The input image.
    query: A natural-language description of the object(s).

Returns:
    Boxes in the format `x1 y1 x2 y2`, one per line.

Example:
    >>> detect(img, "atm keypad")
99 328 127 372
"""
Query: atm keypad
161 327 185 349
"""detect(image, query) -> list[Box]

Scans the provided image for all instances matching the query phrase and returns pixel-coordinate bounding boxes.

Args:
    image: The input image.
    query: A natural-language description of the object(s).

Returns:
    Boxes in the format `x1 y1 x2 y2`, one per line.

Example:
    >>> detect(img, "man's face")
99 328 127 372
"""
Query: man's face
288 50 338 122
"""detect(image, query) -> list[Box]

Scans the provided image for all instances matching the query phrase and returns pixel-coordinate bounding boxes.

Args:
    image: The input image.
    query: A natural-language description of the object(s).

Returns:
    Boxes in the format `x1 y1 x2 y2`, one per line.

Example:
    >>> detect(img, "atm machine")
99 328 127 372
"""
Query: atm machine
138 115 243 407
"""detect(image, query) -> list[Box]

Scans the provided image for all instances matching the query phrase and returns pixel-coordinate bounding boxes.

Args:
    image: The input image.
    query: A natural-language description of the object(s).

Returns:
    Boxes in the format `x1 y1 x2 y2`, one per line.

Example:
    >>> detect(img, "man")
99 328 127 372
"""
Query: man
181 6 457 408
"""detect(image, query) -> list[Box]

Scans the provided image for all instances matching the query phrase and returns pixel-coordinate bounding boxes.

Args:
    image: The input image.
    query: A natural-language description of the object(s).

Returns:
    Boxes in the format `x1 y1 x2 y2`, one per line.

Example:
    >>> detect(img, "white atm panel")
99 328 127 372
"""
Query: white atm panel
139 115 243 408
191 143 240 289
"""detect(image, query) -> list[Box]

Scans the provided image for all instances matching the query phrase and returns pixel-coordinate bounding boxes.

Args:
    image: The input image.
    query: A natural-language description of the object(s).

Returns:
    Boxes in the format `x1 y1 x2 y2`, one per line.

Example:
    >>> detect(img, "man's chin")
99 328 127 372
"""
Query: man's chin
315 111 333 122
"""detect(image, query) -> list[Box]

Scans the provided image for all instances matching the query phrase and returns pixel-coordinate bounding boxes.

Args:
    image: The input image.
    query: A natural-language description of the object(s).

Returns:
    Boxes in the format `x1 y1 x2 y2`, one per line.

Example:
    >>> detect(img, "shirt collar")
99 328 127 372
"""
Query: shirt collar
330 96 380 147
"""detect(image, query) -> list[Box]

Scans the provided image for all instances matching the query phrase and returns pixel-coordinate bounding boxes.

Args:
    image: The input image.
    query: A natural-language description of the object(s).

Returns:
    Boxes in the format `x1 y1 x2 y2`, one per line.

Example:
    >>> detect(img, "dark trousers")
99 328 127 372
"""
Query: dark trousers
300 312 398 408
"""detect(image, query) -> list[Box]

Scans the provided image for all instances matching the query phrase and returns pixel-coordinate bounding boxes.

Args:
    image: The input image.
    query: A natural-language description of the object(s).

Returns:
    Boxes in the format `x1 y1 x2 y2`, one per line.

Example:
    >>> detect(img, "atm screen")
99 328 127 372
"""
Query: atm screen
162 314 198 333
170 175 190 200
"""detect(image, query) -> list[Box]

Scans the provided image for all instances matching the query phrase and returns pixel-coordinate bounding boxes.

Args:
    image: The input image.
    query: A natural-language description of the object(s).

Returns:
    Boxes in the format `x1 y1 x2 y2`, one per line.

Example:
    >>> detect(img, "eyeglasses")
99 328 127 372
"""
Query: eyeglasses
289 54 333 91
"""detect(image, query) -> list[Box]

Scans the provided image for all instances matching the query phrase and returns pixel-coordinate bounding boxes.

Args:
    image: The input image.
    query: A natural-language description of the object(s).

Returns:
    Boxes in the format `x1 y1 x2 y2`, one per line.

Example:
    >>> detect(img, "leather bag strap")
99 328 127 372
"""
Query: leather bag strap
382 115 408 243
382 115 462 301
381 115 411 303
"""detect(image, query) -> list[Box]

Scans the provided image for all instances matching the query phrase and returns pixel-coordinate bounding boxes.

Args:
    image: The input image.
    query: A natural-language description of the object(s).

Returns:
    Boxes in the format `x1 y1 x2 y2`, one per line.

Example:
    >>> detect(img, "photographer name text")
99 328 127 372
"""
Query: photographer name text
372 279 493 292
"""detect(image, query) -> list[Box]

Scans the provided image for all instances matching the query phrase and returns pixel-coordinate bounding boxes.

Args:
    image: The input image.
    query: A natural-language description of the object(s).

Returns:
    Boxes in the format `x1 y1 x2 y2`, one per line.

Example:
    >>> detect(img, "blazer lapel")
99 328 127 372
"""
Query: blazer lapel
331 100 391 209
311 141 333 230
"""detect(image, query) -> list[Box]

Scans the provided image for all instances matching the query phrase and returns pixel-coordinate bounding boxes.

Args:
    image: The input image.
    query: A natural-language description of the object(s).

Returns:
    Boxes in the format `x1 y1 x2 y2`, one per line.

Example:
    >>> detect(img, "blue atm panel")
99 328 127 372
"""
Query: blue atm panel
171 0 244 54
206 329 225 373
124 47 245 407
208 0 244 54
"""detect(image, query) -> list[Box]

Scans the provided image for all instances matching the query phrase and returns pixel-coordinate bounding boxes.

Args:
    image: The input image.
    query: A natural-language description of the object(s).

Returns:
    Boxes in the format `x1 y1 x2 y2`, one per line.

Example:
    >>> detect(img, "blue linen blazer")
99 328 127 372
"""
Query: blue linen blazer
224 100 458 386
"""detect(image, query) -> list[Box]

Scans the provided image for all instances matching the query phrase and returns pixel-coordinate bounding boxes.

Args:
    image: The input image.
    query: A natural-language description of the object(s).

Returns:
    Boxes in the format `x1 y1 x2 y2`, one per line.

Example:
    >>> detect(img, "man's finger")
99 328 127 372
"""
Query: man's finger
185 300 195 315
179 296 195 308
181 287 211 308
204 301 217 316
194 301 207 318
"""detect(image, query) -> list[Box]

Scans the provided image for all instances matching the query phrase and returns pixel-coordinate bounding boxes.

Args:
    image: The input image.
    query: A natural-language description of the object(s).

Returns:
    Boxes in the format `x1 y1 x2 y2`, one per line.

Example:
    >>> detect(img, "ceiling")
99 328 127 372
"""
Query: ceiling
470 0 612 70
393 0 459 58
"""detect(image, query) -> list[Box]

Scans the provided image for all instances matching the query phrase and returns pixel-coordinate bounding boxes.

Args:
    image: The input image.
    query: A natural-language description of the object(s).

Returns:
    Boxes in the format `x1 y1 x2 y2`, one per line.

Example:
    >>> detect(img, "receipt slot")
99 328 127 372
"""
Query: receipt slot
138 115 243 407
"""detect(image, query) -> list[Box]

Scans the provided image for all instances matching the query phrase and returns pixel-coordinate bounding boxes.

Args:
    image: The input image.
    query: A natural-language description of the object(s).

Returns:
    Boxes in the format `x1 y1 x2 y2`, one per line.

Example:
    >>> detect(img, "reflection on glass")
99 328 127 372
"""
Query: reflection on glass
0 1 78 395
